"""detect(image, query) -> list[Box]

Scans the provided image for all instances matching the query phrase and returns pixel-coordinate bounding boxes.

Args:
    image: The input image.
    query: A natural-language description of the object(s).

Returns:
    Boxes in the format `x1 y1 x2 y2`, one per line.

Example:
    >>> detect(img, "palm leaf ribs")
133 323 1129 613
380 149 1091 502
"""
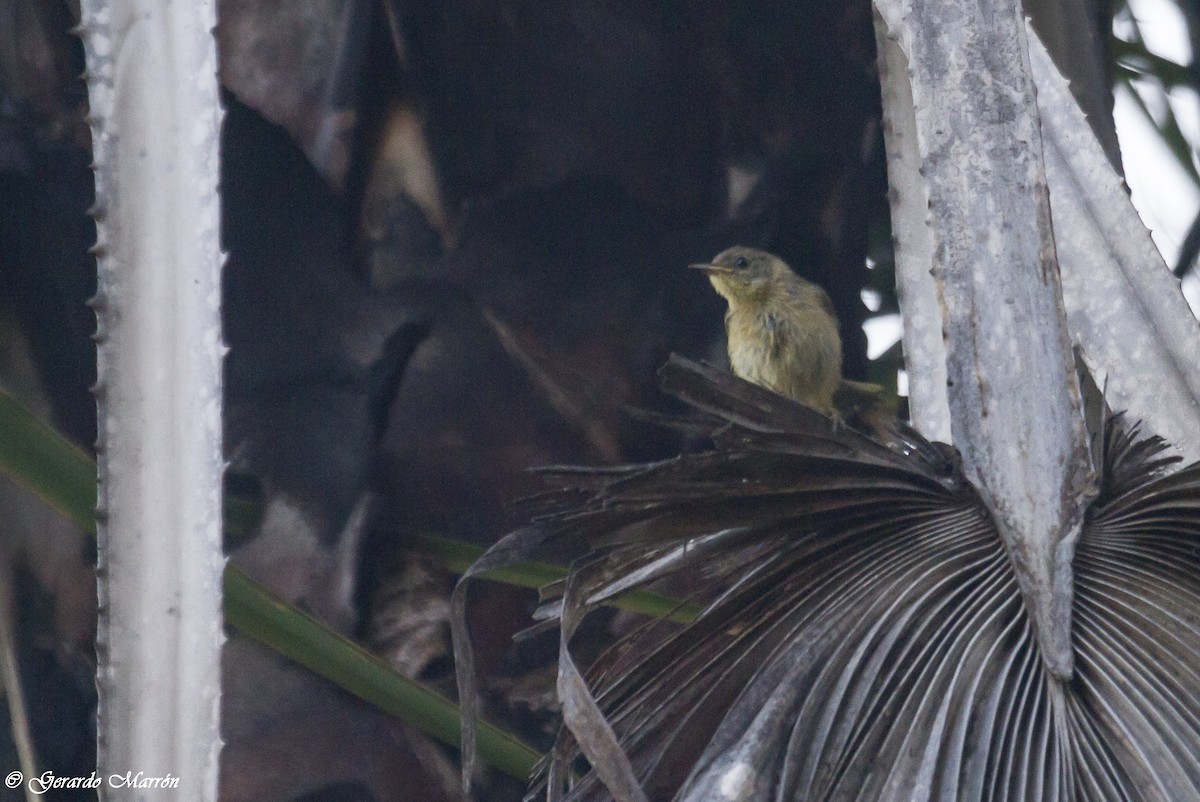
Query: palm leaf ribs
456 355 1200 801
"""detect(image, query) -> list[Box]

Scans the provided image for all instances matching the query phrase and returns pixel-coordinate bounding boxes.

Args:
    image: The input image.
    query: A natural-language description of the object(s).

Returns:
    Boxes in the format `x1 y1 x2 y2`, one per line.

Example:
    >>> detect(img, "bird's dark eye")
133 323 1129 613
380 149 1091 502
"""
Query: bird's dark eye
735 256 749 269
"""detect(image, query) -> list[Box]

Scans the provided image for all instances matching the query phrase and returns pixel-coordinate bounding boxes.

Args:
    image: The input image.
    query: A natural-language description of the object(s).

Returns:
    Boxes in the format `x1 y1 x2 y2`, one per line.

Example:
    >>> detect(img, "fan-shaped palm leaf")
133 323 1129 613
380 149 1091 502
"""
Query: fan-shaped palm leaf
455 355 1200 801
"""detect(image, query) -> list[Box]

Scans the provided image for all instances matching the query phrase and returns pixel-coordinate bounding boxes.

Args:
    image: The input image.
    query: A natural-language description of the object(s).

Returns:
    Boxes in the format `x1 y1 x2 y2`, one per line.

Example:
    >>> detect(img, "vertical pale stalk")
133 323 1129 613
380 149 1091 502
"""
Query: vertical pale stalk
1028 34 1200 463
878 18 1200 463
874 0 1096 678
873 15 952 444
78 3 225 799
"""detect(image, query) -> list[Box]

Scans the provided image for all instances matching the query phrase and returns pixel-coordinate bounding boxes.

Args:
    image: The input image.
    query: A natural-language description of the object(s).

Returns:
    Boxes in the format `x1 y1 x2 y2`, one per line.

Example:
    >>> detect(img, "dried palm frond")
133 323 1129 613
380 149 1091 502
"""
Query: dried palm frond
455 355 1200 802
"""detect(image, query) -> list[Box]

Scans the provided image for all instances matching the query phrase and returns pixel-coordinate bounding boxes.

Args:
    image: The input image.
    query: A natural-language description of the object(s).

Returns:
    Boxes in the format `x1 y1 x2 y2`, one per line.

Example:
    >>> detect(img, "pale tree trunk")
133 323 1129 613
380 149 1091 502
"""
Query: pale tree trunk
78 2 225 800
874 0 1096 679
875 0 1200 682
879 13 1200 464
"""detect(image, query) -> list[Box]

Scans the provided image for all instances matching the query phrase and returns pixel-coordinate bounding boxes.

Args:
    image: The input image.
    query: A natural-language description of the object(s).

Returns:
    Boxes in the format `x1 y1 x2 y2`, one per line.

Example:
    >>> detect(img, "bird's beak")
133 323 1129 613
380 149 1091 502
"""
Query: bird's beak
689 263 732 275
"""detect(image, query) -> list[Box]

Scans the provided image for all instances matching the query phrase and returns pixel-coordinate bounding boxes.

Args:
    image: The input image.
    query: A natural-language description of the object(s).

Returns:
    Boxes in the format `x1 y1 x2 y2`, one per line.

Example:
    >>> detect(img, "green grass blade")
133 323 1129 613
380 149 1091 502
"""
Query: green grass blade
0 386 538 781
0 386 702 777
418 534 702 623
224 568 538 780
0 389 97 532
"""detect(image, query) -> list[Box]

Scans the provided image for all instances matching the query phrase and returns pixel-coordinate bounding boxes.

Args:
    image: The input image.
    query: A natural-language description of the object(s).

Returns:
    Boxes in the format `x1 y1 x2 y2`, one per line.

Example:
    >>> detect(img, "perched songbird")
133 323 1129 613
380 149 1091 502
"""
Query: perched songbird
691 246 844 413
692 245 890 423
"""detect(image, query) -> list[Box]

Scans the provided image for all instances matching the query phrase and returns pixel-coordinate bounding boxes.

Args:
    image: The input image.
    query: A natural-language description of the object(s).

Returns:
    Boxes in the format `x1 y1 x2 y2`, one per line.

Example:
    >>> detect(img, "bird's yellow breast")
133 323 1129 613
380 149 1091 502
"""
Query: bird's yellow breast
724 301 842 413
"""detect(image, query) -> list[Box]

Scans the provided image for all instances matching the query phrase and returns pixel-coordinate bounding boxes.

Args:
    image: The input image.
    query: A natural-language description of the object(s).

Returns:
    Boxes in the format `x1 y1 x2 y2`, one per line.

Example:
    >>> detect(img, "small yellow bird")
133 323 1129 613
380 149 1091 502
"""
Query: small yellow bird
691 246 887 420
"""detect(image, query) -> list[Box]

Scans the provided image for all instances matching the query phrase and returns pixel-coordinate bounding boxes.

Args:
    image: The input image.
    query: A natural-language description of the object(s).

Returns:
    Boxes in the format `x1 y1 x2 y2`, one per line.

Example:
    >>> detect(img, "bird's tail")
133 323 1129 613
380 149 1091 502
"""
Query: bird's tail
834 379 892 414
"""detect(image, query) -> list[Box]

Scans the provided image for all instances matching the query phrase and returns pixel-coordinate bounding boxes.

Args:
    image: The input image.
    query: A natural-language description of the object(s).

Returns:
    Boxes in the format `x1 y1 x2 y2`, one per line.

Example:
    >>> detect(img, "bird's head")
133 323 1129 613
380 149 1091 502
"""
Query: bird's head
690 246 798 305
